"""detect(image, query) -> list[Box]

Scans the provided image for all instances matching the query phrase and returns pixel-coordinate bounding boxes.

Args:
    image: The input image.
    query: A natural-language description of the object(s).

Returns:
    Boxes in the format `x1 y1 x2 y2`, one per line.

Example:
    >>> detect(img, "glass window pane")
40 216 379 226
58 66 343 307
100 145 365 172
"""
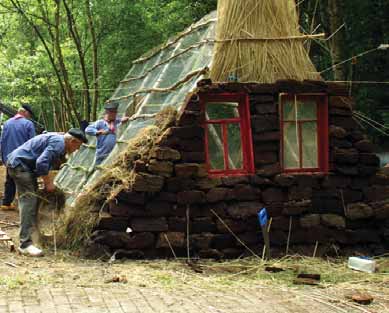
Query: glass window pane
206 102 239 120
283 122 299 169
227 123 243 169
302 122 318 168
207 124 224 170
297 100 317 120
283 100 296 121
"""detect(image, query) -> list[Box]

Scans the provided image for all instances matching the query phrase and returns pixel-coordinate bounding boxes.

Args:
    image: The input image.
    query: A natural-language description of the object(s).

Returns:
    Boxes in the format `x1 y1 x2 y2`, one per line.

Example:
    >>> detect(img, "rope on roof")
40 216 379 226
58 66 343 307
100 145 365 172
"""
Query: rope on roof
214 33 325 42
109 67 209 103
61 163 91 173
121 40 214 84
132 18 216 65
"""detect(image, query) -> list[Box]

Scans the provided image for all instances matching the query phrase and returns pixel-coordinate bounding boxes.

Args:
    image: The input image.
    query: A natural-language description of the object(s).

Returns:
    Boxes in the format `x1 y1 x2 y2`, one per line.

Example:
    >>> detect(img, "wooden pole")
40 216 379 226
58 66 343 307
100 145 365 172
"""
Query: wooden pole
186 205 190 262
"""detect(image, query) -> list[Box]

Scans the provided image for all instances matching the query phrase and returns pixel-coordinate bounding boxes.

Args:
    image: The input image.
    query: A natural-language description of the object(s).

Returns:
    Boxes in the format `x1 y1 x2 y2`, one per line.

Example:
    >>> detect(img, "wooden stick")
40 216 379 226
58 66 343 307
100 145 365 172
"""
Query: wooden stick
261 223 271 260
215 33 325 42
121 40 213 84
286 216 293 255
0 220 19 227
132 18 216 64
267 217 273 233
186 205 190 263
164 234 177 259
313 241 319 258
211 209 260 259
109 68 208 102
52 209 57 257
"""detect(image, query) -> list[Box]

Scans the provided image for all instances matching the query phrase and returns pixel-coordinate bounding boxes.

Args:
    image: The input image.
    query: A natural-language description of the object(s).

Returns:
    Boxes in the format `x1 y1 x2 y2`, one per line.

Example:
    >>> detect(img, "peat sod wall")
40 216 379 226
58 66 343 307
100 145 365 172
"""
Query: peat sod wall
87 80 389 259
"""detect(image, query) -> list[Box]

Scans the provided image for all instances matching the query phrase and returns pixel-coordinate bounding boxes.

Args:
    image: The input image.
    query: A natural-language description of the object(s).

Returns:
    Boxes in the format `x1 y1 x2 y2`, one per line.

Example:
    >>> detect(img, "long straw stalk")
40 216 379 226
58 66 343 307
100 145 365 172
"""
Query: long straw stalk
210 0 322 83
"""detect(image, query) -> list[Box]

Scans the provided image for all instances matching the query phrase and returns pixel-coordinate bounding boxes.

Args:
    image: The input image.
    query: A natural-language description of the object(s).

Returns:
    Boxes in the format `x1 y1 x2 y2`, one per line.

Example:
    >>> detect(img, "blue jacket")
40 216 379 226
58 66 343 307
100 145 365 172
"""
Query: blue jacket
7 133 65 176
85 119 121 165
1 115 35 163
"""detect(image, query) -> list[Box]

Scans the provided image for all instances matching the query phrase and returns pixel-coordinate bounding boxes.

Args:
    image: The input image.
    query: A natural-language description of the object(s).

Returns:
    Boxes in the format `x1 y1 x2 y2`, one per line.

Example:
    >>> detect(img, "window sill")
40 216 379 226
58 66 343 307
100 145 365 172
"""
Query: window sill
208 172 254 178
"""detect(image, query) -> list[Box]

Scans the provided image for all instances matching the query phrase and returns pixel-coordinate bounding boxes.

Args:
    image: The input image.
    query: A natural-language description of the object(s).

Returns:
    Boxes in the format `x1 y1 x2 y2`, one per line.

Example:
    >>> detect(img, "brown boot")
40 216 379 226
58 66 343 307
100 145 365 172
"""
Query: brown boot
0 204 16 211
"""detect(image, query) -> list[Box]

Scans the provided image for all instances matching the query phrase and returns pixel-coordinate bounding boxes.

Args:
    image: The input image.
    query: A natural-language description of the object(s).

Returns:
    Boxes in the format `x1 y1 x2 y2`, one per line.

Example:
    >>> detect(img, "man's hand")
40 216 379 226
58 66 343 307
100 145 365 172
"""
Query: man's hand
45 182 56 193
41 175 56 193
121 116 130 123
97 129 110 136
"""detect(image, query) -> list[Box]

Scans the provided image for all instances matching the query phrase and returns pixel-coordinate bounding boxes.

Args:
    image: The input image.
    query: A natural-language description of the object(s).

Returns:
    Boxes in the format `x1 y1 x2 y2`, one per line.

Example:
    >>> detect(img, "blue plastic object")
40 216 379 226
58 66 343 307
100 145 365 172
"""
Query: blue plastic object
258 208 268 227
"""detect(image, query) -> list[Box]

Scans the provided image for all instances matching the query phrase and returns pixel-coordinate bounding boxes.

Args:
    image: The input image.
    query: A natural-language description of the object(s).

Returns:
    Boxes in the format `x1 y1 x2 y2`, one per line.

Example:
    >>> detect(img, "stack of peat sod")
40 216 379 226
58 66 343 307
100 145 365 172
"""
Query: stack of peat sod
86 79 389 259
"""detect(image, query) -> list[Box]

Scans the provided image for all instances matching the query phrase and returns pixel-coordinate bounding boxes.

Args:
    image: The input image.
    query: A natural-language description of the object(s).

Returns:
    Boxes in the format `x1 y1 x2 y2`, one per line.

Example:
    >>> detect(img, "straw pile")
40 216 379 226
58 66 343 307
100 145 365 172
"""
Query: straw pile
55 107 177 249
210 0 322 83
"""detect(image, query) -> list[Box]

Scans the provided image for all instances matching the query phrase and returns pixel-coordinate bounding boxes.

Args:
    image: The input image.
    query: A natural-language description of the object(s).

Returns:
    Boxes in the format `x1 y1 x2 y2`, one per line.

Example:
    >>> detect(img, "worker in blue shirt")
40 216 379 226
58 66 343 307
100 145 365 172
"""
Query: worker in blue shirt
0 105 35 210
85 102 129 165
7 129 87 257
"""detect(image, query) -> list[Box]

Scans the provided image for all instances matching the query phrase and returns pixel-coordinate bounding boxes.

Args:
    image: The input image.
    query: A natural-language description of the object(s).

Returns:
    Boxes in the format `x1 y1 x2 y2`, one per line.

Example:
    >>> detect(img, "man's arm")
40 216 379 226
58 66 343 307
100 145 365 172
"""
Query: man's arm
0 124 8 163
85 120 108 136
27 121 36 139
35 138 63 191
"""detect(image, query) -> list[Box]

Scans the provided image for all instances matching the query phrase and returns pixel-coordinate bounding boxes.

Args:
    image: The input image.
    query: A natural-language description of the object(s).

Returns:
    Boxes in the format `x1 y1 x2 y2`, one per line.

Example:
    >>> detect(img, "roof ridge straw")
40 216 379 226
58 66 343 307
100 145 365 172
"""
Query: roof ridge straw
210 0 322 83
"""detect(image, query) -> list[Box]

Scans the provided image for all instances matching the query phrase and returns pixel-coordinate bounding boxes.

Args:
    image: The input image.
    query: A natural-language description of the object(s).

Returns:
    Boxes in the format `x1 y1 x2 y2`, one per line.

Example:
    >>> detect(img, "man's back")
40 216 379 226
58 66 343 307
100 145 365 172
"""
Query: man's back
1 116 35 163
7 133 65 176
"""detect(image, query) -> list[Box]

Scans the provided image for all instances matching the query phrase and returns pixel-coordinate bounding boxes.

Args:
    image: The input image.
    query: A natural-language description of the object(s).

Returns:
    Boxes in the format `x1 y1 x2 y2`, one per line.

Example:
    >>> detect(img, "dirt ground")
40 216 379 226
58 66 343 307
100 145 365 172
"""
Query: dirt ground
1 165 389 313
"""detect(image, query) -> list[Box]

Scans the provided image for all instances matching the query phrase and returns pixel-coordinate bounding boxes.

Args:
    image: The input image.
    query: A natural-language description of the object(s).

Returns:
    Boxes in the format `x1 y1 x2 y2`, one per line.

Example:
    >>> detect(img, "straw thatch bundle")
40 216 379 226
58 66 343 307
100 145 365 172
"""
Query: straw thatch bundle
210 0 322 83
54 107 177 249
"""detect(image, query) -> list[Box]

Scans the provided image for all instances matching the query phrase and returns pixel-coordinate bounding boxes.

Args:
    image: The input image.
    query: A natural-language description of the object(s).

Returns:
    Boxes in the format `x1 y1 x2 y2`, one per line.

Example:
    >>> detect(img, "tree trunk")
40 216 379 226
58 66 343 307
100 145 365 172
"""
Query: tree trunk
85 0 99 121
9 0 79 126
63 0 91 121
327 0 346 80
54 0 82 126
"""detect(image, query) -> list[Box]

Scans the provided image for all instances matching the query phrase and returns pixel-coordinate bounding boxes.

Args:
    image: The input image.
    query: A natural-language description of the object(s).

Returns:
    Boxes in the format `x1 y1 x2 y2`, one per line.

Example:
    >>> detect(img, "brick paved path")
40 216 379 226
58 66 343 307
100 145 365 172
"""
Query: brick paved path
0 285 373 313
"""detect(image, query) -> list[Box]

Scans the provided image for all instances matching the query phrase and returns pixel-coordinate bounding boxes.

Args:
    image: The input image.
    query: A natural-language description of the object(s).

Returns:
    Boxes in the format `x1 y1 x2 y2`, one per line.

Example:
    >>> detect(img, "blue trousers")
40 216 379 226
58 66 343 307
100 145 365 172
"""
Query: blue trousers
2 169 16 206
8 166 38 248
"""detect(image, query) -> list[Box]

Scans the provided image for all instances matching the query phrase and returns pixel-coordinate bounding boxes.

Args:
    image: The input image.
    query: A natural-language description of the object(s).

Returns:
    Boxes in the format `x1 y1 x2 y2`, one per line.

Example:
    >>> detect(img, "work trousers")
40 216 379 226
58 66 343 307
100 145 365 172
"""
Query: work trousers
2 169 16 206
8 166 38 248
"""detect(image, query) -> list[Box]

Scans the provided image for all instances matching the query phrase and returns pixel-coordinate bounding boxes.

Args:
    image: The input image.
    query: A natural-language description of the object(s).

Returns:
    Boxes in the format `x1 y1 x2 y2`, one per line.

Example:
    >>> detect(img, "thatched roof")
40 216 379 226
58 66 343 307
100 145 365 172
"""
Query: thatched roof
210 0 322 83
55 12 217 207
56 3 323 207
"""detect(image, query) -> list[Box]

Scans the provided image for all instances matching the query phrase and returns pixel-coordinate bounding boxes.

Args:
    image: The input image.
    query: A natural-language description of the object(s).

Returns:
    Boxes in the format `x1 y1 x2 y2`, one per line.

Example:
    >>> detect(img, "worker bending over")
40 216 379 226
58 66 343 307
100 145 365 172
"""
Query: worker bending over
6 129 87 257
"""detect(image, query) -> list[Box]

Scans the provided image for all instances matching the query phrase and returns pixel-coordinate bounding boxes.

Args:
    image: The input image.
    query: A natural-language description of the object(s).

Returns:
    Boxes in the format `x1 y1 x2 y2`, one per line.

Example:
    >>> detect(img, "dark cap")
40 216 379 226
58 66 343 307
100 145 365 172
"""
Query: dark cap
22 104 34 117
68 128 88 144
104 101 119 111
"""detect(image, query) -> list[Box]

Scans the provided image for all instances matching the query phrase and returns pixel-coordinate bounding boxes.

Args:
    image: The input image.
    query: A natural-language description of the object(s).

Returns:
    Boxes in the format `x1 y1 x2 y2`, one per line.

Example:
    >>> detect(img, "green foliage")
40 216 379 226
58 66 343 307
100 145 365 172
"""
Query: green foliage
0 0 216 129
0 0 388 145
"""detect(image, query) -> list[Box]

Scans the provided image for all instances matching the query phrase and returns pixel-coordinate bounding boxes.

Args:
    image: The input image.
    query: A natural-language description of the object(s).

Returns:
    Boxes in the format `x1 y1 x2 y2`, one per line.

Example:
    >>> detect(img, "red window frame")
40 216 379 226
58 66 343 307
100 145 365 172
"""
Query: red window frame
200 93 255 177
280 93 329 173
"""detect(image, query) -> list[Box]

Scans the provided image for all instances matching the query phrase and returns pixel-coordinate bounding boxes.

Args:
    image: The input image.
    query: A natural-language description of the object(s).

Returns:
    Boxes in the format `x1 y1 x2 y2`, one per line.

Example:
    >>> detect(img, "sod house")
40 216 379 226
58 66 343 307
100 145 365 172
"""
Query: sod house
55 1 389 259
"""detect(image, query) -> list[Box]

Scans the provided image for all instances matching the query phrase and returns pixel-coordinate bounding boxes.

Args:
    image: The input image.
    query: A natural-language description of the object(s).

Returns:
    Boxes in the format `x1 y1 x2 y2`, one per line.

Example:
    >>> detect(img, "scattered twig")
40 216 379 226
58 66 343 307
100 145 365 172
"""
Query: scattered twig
4 262 17 268
0 220 19 227
164 233 177 259
313 241 319 258
186 205 190 263
211 209 260 259
286 216 293 255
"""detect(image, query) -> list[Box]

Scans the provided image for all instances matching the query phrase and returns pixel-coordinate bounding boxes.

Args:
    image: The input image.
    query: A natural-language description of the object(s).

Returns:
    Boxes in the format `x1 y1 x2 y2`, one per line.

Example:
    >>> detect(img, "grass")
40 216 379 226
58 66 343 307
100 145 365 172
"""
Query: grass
1 250 389 311
1 250 389 292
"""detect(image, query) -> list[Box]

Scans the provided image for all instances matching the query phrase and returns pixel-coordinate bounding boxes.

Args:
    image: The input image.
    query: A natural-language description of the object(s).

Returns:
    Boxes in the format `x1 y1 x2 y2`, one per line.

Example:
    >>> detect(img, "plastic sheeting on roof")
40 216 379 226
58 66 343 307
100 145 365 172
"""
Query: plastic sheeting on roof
55 11 217 207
